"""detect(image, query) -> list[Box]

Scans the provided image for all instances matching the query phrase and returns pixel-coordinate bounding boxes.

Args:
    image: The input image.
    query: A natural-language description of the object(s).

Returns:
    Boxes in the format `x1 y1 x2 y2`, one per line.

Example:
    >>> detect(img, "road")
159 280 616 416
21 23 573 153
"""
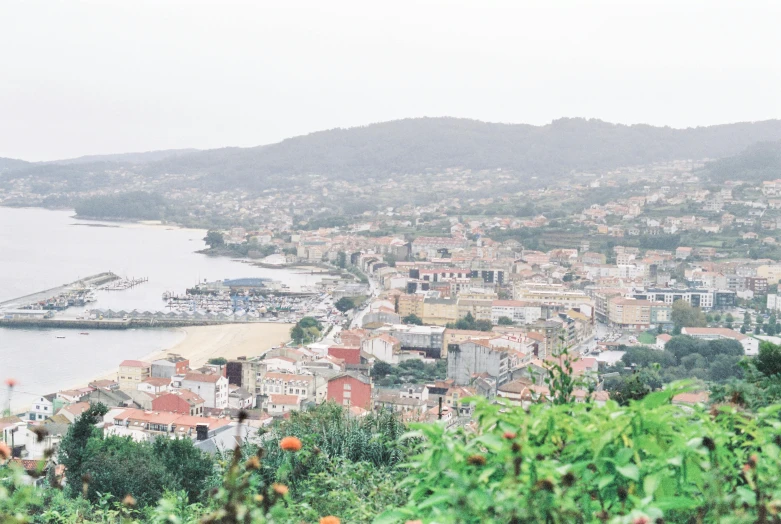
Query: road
349 275 380 329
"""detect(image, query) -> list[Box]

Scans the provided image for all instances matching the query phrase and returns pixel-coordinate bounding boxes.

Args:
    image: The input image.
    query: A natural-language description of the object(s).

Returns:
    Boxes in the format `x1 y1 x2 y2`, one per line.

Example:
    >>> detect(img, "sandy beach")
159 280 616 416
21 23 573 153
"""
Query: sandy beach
84 322 293 386
141 322 294 368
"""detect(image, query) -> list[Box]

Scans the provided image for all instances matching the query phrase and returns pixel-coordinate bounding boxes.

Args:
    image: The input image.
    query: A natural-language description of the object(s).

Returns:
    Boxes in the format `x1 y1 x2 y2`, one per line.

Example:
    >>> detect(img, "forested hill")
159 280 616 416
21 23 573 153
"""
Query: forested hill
138 117 781 188
0 157 30 173
699 140 781 183
4 118 781 189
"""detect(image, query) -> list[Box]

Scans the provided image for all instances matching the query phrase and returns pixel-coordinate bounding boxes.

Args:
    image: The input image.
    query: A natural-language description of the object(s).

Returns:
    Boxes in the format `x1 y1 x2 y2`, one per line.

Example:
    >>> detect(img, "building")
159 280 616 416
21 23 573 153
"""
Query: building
179 373 229 409
680 327 759 355
607 297 672 330
152 390 205 416
26 396 53 422
447 340 510 387
137 377 171 395
374 324 446 359
361 334 401 364
422 297 459 325
151 355 190 378
266 394 301 415
632 288 720 310
106 408 231 440
456 296 493 322
259 372 315 403
513 283 592 308
328 346 362 365
228 385 255 410
117 360 151 391
326 372 372 410
490 300 542 325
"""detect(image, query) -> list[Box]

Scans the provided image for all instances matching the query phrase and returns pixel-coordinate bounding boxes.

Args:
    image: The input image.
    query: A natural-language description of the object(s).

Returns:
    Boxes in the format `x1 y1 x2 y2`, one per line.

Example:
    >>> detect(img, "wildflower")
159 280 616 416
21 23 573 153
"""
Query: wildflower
254 494 264 503
245 456 260 470
280 436 302 452
632 516 650 524
466 454 486 466
0 442 10 460
320 517 340 524
4 378 16 388
405 521 423 524
122 494 136 507
503 431 517 440
272 483 289 496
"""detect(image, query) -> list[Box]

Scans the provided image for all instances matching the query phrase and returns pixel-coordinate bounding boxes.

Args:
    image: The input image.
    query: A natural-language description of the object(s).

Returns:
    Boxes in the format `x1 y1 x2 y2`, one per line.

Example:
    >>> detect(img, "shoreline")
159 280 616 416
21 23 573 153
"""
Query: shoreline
23 323 293 411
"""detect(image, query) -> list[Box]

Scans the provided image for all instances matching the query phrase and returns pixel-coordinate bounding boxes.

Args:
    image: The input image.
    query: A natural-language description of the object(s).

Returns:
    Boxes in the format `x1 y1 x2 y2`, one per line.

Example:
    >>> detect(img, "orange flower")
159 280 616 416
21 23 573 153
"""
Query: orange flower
122 494 136 507
279 436 302 452
4 378 16 388
272 483 289 496
503 431 517 440
320 517 340 524
0 442 10 460
405 521 424 524
245 456 260 470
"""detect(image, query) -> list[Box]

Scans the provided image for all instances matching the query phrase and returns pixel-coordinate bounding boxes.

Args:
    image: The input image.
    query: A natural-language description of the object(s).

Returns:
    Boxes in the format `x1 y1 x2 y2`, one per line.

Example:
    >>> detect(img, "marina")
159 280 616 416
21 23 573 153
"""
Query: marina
0 271 120 311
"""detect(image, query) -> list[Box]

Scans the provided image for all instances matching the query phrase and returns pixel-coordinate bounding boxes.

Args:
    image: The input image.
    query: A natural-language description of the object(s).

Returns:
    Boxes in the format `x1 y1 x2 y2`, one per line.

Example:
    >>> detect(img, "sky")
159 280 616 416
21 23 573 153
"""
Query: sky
1 0 780 161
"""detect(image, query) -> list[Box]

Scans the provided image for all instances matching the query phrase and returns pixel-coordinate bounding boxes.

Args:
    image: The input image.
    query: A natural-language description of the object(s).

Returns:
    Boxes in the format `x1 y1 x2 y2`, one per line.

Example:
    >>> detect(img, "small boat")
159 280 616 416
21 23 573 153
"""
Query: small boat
79 332 90 335
56 336 66 339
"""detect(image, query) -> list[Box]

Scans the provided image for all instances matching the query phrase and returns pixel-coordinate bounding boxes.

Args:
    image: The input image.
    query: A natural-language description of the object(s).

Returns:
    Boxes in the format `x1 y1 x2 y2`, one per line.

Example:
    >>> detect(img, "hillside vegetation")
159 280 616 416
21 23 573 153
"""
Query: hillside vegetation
4 118 781 192
699 140 781 183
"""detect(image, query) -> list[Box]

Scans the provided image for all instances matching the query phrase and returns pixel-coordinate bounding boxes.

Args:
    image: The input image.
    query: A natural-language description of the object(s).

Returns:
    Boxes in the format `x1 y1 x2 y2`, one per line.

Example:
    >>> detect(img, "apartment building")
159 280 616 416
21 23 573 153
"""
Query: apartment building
490 300 542 325
607 297 671 330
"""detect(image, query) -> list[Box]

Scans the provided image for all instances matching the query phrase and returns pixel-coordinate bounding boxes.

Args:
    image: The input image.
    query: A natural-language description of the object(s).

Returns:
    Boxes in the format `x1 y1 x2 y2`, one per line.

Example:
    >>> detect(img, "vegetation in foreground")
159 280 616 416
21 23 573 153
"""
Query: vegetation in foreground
6 356 781 521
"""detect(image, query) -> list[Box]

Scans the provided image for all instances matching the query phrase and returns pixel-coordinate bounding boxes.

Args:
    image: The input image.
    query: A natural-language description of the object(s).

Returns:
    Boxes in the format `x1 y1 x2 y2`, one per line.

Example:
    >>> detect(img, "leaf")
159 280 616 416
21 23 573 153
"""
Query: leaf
643 473 660 496
642 390 673 409
373 510 411 524
655 496 700 510
598 475 615 489
616 464 639 481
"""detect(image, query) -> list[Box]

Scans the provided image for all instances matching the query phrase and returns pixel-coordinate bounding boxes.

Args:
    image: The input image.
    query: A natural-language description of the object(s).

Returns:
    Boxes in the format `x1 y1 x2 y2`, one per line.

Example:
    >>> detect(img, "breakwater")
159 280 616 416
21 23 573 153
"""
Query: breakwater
0 317 281 330
0 272 120 310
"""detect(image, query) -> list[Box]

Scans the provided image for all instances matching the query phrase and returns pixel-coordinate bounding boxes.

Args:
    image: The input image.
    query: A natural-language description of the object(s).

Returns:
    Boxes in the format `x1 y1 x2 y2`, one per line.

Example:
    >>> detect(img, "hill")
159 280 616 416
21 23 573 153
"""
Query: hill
0 157 30 173
138 117 781 189
698 140 781 183
4 117 781 190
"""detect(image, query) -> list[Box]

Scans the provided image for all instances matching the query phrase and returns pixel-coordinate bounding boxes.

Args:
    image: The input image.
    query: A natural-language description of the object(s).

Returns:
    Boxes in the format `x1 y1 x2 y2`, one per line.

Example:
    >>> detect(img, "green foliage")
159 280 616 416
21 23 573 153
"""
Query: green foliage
290 316 323 344
382 383 781 523
334 297 355 312
207 357 227 365
447 312 492 332
59 403 109 488
204 230 225 248
755 340 781 377
497 316 514 326
75 191 169 220
671 300 707 329
375 359 447 387
402 314 423 326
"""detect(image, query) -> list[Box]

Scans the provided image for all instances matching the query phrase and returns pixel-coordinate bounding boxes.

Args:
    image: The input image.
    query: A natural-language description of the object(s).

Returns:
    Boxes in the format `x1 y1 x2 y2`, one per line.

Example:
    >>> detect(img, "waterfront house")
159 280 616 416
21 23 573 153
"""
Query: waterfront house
26 396 53 422
118 360 151 391
178 373 229 409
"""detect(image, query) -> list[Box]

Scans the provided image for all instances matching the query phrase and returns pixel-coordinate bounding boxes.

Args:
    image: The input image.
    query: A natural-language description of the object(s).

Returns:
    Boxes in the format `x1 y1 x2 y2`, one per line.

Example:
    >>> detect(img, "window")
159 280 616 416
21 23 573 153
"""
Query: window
344 383 351 390
344 391 351 399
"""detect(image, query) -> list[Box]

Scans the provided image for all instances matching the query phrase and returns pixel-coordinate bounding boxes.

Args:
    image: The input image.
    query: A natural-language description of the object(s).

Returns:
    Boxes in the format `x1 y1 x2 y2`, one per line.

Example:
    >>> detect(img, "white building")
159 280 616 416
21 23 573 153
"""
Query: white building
361 334 401 364
26 396 53 422
490 300 542 325
178 373 229 409
680 327 759 356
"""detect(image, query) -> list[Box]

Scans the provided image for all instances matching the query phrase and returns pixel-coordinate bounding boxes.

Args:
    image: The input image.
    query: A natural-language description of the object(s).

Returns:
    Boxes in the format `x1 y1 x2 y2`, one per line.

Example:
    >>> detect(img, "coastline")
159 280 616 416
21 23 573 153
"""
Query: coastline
55 323 293 404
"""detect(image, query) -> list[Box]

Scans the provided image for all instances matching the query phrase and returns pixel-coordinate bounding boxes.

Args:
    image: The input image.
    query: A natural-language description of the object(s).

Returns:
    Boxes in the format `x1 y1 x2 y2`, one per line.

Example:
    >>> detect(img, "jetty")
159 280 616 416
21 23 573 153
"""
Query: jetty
0 272 120 311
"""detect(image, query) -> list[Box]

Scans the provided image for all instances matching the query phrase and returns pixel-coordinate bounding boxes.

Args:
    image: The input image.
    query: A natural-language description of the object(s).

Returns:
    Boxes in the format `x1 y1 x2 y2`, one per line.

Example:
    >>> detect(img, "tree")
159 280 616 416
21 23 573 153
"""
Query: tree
740 325 747 334
204 230 225 248
756 341 781 377
725 313 734 324
402 314 423 325
371 361 393 378
335 297 356 312
290 325 306 344
151 437 214 502
208 357 227 365
59 403 109 490
497 316 514 326
671 300 707 329
384 254 397 267
336 251 347 269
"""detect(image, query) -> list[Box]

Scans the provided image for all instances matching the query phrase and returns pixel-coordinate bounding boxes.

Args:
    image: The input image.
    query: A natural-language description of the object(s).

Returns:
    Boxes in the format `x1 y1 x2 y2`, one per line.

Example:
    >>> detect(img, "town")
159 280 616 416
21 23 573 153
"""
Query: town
8 155 781 472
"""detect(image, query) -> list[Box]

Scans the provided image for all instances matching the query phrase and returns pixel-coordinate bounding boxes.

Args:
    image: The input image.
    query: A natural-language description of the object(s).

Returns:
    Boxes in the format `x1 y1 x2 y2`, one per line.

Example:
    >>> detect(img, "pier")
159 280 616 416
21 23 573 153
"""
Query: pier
0 317 279 330
0 272 120 311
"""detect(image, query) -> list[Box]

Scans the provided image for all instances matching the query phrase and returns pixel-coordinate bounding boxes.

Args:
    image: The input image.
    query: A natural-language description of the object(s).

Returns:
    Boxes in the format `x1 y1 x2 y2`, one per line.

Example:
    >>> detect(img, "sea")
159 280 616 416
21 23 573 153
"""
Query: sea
0 207 321 409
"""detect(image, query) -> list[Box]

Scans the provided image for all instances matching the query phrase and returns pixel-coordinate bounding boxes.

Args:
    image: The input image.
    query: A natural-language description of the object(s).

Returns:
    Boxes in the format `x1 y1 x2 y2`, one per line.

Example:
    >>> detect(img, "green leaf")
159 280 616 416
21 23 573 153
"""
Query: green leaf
616 464 639 481
643 473 660 496
373 510 411 524
597 475 615 489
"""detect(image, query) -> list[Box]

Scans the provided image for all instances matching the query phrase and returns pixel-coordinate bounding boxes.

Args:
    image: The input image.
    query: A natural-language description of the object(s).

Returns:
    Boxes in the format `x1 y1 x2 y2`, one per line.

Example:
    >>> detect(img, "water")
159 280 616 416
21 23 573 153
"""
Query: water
0 207 321 409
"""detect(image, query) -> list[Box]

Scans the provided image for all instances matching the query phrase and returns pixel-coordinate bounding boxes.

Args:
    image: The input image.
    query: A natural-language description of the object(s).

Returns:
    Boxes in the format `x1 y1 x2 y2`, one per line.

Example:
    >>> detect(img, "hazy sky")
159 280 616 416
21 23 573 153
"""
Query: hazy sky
2 0 780 161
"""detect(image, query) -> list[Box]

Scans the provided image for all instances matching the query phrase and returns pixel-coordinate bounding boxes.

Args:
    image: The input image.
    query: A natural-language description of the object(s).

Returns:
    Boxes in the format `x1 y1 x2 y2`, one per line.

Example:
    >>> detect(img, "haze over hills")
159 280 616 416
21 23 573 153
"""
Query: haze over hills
3 117 781 189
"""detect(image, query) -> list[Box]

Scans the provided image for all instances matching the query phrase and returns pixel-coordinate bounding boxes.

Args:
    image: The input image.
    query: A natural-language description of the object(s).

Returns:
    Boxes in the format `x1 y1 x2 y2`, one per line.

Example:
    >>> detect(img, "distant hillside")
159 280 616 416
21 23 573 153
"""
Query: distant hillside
139 117 781 189
49 148 199 165
0 157 30 173
699 141 781 183
4 117 781 189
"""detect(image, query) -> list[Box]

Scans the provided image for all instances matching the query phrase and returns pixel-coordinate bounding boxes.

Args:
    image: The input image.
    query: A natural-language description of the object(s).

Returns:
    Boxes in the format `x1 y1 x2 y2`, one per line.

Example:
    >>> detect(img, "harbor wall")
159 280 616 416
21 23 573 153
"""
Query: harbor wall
0 317 283 330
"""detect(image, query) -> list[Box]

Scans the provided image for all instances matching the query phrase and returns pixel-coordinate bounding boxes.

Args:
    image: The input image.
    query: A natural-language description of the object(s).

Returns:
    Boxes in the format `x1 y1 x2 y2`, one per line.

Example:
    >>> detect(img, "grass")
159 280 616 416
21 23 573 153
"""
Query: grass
638 331 657 344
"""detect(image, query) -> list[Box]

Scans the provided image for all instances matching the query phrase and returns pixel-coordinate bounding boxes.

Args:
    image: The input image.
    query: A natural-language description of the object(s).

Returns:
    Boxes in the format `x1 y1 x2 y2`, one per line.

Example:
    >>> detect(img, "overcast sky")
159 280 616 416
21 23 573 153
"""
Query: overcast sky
2 0 780 161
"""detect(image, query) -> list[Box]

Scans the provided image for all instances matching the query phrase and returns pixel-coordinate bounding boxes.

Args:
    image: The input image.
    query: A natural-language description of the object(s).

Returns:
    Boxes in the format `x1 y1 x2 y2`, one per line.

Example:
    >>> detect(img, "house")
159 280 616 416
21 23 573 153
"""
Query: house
152 390 205 416
326 372 372 410
26 396 53 422
137 377 171 395
56 388 93 404
179 373 229 409
447 340 510 387
151 355 190 378
266 394 301 415
680 327 759 355
58 402 90 424
656 333 672 349
259 372 315 403
327 346 362 365
360 334 401 364
118 360 151 391
105 408 232 441
228 385 255 410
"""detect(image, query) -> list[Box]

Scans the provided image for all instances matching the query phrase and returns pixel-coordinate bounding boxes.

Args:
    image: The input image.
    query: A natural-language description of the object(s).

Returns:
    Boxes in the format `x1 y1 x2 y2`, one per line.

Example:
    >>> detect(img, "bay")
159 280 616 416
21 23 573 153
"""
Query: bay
0 207 319 410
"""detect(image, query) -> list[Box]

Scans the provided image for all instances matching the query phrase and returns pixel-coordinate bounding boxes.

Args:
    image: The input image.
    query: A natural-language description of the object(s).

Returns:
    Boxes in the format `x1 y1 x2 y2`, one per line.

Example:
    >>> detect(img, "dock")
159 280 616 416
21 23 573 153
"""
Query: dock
0 317 286 330
0 272 120 311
